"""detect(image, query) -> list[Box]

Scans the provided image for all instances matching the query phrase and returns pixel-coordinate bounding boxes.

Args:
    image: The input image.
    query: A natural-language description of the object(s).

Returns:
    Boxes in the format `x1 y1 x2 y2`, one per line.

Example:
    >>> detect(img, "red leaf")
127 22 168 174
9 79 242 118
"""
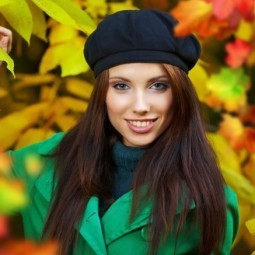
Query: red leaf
225 38 252 68
0 216 9 239
207 0 235 20
235 0 255 14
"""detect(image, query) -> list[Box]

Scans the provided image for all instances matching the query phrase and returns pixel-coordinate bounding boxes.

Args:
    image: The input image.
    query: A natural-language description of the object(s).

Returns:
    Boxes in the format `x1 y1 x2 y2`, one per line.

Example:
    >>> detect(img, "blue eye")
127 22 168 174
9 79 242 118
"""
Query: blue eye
150 82 169 90
113 83 129 90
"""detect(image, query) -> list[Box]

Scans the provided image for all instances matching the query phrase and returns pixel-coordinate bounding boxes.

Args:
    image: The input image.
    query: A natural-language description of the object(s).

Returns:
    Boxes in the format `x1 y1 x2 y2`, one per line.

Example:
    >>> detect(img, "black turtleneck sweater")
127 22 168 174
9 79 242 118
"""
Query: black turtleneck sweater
112 141 145 200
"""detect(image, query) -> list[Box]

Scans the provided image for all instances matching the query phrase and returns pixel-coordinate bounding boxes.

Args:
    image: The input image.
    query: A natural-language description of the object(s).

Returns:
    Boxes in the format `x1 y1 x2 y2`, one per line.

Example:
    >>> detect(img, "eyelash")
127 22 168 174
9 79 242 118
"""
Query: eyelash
150 82 170 90
112 82 170 91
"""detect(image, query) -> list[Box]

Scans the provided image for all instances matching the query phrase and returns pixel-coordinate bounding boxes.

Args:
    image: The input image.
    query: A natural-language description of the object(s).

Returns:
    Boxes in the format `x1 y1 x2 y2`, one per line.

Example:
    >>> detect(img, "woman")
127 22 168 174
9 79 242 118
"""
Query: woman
3 9 238 255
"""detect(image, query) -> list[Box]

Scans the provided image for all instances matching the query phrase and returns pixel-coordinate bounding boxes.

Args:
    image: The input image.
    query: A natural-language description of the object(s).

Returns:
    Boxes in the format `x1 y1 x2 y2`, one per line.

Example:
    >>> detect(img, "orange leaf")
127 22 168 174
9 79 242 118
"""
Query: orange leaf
0 215 9 238
236 0 255 16
0 240 58 255
171 0 213 37
225 38 252 68
219 114 244 150
239 105 255 125
207 0 235 20
244 128 255 153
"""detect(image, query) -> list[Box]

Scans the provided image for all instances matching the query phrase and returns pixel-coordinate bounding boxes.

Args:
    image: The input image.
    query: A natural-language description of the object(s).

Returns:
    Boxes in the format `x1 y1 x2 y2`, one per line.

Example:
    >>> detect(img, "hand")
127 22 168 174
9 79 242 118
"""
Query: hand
0 26 12 66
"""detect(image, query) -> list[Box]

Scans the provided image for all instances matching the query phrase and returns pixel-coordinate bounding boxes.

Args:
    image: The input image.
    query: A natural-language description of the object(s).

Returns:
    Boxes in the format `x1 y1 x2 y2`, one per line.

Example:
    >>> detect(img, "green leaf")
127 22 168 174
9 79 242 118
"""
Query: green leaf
31 0 96 34
206 67 249 99
27 0 47 41
0 0 33 43
0 0 13 7
0 47 15 77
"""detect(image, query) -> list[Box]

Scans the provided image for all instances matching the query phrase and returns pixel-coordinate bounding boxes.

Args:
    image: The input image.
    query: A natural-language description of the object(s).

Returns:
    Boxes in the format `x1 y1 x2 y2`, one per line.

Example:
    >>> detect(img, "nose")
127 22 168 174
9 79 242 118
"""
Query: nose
132 91 150 114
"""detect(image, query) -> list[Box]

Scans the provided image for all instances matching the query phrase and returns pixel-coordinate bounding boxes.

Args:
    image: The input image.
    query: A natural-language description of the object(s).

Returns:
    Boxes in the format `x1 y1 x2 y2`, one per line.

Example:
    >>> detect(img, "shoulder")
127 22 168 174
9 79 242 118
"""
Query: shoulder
224 185 238 208
12 132 65 156
7 132 66 182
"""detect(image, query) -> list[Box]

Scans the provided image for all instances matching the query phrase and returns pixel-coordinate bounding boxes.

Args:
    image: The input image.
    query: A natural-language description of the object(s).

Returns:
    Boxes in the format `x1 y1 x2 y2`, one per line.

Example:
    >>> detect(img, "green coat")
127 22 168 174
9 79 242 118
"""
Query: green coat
7 133 239 255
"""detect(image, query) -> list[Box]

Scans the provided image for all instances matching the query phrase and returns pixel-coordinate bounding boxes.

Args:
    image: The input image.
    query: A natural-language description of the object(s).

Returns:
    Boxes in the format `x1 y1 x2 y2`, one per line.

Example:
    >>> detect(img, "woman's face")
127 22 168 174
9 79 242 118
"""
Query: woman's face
106 63 173 147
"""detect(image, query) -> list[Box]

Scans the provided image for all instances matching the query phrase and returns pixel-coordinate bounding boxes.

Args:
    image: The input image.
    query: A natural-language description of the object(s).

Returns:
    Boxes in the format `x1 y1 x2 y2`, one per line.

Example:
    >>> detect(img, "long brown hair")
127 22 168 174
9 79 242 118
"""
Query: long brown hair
42 64 226 255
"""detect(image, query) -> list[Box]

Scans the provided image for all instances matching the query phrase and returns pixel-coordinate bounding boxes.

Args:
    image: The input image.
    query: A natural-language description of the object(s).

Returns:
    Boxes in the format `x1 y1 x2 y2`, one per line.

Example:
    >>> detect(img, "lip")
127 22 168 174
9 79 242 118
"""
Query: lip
125 118 158 134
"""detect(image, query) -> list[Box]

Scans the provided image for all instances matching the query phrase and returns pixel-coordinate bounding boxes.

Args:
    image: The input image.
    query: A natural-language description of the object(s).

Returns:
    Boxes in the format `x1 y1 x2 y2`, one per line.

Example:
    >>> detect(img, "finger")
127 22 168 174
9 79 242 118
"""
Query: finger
0 27 12 53
0 37 9 52
0 27 12 37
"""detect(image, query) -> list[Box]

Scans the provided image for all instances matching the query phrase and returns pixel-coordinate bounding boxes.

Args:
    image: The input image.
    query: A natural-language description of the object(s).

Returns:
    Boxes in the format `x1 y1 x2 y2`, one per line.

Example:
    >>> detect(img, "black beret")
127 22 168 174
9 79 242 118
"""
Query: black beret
84 9 201 77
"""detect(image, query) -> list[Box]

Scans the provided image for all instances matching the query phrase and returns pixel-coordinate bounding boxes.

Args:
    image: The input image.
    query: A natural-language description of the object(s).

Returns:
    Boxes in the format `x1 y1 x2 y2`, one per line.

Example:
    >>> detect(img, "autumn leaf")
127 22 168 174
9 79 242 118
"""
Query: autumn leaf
235 0 255 19
39 36 89 77
225 38 252 68
0 240 58 255
239 105 255 125
235 19 254 41
171 0 213 37
188 62 209 101
15 128 55 150
219 114 255 153
65 77 93 100
85 0 107 18
0 0 33 43
32 0 96 34
207 0 235 21
246 218 255 235
207 132 241 173
0 47 15 77
109 0 138 14
243 154 255 185
0 152 11 174
0 178 27 215
54 114 77 131
0 102 49 150
219 114 244 150
0 216 9 238
26 0 47 41
205 67 249 111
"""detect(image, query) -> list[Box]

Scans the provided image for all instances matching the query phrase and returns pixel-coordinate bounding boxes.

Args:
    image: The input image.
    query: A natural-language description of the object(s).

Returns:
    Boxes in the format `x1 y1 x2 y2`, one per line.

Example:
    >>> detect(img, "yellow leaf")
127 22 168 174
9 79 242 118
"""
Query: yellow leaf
40 84 60 102
58 96 87 112
235 19 253 42
109 0 138 13
31 0 96 34
27 0 47 41
0 47 15 77
243 154 255 186
49 24 78 44
0 87 8 98
0 0 13 6
222 167 255 205
54 115 77 131
0 152 11 174
65 77 93 99
0 178 28 214
246 219 255 235
207 133 241 173
40 36 89 76
0 102 49 150
13 73 58 91
85 0 107 18
15 128 55 150
0 0 33 43
189 62 209 101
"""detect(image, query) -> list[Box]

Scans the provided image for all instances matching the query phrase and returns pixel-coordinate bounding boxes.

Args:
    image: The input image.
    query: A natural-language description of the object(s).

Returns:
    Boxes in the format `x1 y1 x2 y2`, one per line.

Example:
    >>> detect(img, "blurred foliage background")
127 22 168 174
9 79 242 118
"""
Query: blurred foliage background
0 0 254 254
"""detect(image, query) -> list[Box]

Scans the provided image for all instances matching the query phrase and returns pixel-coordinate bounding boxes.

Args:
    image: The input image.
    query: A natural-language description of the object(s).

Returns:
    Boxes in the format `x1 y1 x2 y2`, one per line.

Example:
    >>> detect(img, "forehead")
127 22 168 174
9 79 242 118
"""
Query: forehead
109 63 169 79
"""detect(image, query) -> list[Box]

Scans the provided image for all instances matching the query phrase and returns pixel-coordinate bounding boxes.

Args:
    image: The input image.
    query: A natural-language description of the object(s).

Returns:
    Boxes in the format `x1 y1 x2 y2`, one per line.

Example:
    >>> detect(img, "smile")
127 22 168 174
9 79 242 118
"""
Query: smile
127 120 153 127
126 119 157 134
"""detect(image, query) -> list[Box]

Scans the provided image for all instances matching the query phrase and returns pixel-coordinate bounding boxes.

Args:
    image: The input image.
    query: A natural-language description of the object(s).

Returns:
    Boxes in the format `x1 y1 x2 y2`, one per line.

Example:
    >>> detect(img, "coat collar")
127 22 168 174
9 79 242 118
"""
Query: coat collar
35 169 195 253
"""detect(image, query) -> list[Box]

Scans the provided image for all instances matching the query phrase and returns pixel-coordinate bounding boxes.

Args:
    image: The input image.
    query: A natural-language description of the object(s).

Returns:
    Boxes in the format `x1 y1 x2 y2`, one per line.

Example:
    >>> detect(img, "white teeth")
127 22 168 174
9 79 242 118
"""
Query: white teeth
129 120 152 127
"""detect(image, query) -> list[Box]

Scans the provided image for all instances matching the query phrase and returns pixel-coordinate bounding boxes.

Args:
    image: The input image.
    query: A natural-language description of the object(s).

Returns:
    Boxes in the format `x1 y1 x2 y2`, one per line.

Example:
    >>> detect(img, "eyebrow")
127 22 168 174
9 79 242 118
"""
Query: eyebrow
109 75 169 82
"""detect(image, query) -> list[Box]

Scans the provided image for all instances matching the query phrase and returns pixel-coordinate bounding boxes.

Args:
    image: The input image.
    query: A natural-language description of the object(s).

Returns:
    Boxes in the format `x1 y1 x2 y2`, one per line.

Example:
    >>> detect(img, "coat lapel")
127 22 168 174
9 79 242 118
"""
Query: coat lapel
101 187 196 246
78 197 108 255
